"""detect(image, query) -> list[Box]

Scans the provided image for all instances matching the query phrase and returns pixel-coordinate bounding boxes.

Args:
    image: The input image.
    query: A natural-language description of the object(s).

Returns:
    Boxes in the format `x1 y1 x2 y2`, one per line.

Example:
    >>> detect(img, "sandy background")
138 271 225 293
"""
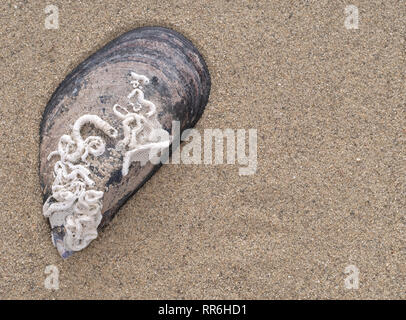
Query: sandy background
0 0 405 299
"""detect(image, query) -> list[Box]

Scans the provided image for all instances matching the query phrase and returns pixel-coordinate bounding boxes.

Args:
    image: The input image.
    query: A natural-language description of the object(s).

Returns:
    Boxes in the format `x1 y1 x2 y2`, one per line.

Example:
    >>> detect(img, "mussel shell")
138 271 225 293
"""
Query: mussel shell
39 27 210 257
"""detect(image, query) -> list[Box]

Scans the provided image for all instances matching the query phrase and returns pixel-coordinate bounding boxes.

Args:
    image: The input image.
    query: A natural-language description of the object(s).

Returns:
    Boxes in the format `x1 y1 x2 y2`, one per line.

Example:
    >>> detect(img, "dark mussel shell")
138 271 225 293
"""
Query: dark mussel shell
39 27 210 258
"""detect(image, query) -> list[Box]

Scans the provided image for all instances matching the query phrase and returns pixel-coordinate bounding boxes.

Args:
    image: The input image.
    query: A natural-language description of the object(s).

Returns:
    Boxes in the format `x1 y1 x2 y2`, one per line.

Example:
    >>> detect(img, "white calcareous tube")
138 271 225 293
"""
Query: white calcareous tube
115 72 171 176
43 115 117 252
44 71 171 255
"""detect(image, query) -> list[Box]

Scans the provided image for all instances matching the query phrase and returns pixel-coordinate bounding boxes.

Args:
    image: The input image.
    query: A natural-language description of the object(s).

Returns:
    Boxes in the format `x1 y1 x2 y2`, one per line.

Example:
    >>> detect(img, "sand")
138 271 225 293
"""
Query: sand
0 0 405 299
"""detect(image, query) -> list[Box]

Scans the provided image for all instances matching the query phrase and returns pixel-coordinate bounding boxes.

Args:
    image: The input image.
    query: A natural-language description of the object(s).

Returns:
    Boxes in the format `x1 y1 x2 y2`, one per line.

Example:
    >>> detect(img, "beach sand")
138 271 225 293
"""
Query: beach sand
0 0 404 299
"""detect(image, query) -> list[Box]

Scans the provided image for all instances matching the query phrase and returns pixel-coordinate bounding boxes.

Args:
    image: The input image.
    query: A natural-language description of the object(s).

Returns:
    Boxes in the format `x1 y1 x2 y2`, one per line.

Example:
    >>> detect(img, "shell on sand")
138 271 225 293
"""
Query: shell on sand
39 27 211 258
